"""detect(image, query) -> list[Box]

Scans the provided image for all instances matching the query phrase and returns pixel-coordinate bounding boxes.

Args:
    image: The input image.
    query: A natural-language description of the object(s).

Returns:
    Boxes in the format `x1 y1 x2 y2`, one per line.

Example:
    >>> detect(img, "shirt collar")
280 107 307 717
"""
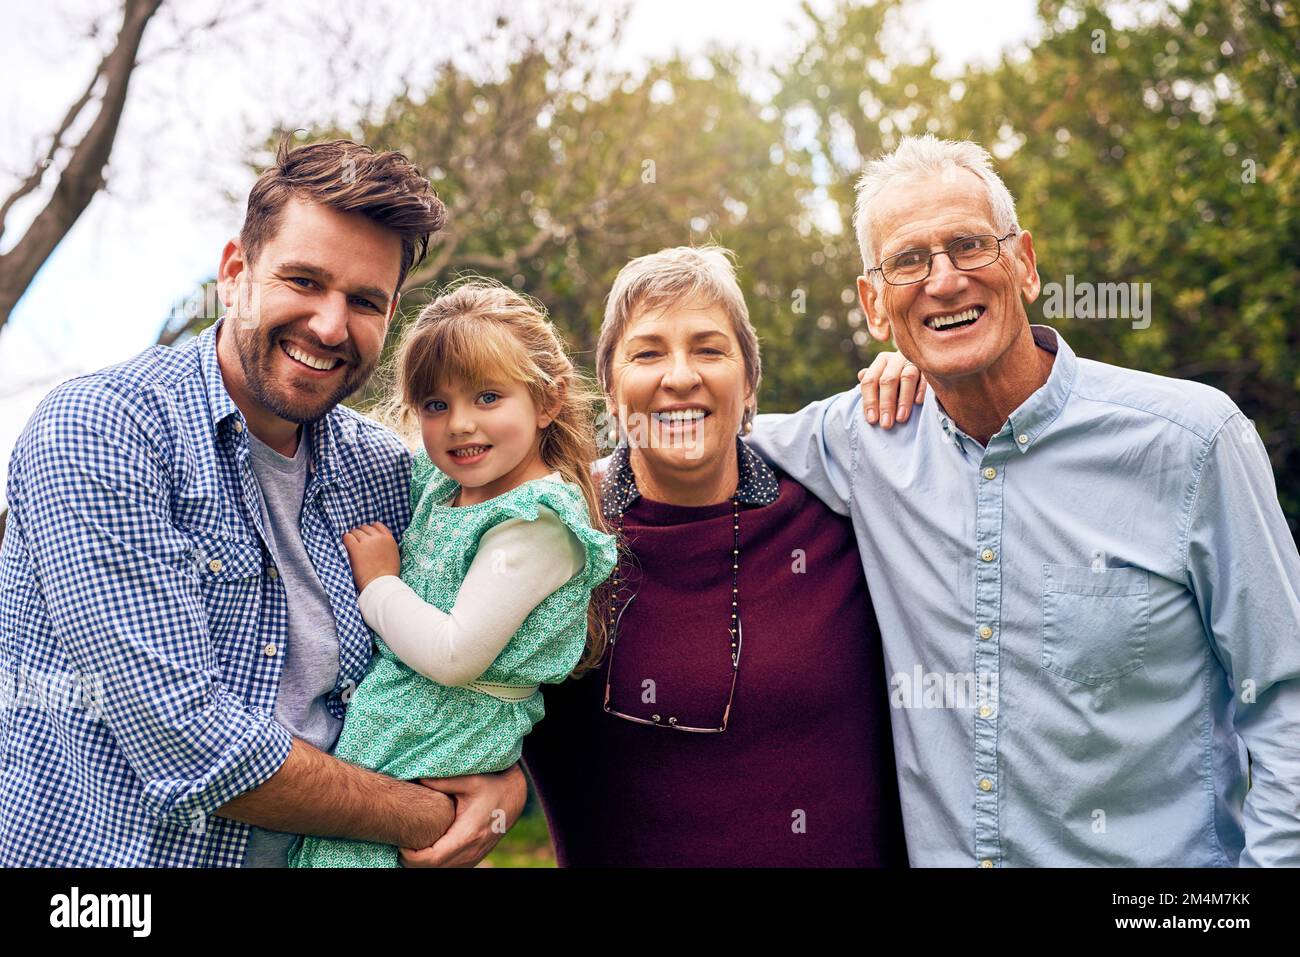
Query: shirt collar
198 318 240 432
1007 325 1076 452
198 316 347 486
930 324 1077 454
600 434 781 520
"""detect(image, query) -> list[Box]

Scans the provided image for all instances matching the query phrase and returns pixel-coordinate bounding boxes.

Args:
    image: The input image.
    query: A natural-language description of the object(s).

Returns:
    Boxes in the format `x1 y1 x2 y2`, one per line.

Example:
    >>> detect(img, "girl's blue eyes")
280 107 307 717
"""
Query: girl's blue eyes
423 393 500 412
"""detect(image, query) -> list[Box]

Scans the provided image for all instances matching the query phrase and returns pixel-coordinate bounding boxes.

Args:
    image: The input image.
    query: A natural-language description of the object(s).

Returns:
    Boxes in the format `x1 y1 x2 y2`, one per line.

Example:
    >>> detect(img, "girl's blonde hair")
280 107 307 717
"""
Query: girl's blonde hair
377 279 611 675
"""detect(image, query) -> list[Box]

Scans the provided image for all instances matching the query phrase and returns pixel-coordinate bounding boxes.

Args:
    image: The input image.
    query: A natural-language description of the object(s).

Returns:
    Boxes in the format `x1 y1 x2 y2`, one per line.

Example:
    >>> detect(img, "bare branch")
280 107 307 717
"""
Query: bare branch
0 0 164 334
133 0 259 67
0 48 113 240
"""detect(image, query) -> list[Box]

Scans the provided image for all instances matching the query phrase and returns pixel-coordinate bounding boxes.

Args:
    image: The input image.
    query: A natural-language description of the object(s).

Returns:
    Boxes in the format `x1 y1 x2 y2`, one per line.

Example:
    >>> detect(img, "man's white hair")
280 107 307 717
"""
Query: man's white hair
853 134 1020 275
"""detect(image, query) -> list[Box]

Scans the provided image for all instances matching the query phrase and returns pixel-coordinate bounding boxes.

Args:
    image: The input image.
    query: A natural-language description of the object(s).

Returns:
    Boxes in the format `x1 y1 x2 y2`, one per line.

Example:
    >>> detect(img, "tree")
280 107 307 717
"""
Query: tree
144 0 1300 543
314 9 867 416
777 0 1300 538
952 0 1300 534
0 0 164 333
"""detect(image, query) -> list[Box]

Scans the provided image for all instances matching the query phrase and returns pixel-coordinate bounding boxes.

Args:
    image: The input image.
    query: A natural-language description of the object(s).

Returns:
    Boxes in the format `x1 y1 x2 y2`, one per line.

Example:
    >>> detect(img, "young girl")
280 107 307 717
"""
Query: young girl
290 281 617 868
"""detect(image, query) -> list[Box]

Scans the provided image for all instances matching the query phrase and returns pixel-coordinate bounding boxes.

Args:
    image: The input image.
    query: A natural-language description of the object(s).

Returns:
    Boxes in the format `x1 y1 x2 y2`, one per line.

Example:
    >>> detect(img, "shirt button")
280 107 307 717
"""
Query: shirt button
233 421 244 433
263 643 278 657
980 548 995 562
1017 433 1028 445
979 778 993 792
208 558 223 573
979 625 993 639
267 566 279 580
983 467 997 479
980 859 994 868
979 705 992 718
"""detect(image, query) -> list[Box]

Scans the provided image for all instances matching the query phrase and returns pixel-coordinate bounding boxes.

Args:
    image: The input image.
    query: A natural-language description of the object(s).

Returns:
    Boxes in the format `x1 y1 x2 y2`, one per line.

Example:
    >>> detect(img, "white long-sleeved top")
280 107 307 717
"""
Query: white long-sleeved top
357 492 586 687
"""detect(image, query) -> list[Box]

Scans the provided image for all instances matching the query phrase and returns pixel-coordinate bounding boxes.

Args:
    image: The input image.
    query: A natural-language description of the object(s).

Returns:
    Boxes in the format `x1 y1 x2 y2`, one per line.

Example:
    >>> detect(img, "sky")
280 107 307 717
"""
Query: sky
0 0 1040 508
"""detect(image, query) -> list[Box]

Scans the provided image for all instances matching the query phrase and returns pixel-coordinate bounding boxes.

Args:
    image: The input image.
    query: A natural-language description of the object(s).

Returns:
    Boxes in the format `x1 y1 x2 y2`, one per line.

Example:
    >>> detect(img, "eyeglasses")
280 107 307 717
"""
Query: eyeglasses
602 593 742 733
867 231 1018 286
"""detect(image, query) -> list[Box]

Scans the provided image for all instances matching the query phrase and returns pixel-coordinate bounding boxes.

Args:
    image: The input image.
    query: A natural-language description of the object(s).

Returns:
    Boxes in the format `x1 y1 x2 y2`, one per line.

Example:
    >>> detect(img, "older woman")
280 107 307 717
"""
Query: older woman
522 246 914 866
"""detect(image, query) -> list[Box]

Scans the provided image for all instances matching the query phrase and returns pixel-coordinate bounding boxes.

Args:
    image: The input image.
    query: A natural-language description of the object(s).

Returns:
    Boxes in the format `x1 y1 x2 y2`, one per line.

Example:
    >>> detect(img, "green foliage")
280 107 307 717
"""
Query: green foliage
236 0 1297 537
957 0 1300 531
480 806 556 868
303 11 879 415
780 0 1300 535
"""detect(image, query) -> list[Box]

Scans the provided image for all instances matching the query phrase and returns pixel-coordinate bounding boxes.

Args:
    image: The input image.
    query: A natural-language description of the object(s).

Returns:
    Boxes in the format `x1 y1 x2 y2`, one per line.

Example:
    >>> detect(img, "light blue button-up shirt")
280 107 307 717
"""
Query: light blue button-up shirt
748 325 1300 867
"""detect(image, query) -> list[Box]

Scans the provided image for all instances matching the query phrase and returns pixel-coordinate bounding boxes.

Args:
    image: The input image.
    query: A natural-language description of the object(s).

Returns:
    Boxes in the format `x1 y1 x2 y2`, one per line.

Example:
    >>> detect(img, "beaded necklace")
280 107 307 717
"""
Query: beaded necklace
607 493 742 672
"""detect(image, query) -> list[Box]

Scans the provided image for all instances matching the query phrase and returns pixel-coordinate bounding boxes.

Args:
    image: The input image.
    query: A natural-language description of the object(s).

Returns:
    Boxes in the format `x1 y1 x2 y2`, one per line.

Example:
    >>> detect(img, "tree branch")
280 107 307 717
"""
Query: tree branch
0 49 113 241
0 0 164 334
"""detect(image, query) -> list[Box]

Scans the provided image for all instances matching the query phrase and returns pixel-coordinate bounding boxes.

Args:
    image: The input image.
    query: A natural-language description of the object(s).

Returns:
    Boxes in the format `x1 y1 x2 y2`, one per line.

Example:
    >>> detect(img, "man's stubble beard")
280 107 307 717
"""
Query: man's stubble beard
232 319 376 424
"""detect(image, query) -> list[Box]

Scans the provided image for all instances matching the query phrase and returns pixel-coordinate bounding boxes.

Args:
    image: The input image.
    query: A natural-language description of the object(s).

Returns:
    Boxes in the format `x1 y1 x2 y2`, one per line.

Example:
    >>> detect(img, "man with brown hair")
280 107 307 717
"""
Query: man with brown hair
0 137 527 866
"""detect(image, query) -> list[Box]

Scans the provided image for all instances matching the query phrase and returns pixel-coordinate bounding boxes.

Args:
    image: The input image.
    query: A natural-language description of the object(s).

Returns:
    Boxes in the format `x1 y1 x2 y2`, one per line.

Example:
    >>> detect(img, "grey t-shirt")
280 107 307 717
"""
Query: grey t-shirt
241 425 344 867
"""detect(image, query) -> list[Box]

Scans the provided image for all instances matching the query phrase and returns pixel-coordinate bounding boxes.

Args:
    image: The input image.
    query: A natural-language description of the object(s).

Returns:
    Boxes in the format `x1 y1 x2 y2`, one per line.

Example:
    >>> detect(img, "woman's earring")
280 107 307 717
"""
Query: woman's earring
740 408 754 435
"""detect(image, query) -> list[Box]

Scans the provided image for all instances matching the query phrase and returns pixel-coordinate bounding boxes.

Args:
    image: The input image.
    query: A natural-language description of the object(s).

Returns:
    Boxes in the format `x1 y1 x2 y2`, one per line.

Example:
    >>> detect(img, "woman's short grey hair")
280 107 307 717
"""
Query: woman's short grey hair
596 245 762 414
853 134 1021 276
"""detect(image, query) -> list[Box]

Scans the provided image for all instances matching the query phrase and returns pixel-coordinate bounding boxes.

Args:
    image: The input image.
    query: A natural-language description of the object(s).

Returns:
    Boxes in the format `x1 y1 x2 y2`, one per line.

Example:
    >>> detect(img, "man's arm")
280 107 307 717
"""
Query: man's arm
217 739 453 848
217 738 452 842
12 381 450 845
746 388 861 517
1186 412 1300 866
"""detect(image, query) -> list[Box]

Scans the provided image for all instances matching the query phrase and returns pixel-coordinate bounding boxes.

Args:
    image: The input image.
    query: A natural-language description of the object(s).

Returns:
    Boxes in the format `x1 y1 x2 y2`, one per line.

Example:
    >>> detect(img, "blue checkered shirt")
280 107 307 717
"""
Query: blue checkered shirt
0 318 411 866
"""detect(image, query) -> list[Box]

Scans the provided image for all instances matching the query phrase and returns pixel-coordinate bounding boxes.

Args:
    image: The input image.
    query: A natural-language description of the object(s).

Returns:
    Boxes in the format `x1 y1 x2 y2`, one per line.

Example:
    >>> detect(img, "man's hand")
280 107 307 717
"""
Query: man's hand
343 522 401 592
398 764 528 868
857 351 927 428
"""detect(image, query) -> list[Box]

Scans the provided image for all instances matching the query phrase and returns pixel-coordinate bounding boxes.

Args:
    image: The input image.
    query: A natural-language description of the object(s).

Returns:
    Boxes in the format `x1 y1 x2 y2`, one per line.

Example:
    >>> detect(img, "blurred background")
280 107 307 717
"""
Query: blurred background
1 0 1296 865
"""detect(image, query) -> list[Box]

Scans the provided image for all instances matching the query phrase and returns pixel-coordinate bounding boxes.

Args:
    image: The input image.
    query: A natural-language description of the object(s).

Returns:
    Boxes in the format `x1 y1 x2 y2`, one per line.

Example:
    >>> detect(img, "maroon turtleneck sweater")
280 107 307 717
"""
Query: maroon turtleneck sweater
523 472 906 867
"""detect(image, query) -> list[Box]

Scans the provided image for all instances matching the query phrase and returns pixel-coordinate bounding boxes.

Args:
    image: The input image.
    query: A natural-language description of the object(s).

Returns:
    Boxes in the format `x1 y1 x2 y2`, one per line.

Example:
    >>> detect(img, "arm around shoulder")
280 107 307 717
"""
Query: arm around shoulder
746 388 861 516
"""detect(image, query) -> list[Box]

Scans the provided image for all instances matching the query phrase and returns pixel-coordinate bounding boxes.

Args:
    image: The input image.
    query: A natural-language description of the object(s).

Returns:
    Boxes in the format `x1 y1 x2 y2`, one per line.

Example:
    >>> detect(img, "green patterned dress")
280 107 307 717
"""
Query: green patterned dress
289 451 617 868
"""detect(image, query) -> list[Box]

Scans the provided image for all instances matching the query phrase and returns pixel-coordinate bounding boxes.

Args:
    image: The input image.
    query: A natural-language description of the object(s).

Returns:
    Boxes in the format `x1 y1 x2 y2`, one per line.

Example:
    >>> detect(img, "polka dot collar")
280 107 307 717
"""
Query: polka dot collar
600 435 781 521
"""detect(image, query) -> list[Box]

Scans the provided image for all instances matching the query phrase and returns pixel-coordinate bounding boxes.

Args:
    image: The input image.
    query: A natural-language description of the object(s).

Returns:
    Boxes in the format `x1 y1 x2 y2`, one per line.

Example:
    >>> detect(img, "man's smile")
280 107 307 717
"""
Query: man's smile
278 338 347 374
923 304 985 332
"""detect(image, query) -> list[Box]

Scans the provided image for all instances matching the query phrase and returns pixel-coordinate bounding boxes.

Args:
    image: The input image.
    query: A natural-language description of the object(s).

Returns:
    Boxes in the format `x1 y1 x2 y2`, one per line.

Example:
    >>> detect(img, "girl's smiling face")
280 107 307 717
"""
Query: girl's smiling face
420 375 555 506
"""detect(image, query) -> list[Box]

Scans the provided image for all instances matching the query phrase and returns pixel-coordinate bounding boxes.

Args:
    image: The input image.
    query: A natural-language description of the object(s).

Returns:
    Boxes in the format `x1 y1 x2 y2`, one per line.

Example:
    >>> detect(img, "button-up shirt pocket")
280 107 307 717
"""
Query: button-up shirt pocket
1040 563 1149 685
185 530 266 671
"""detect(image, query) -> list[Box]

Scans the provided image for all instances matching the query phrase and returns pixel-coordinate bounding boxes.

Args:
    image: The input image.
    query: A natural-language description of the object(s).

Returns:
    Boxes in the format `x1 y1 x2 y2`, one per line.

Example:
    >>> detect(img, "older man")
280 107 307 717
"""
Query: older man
748 134 1300 867
0 138 526 866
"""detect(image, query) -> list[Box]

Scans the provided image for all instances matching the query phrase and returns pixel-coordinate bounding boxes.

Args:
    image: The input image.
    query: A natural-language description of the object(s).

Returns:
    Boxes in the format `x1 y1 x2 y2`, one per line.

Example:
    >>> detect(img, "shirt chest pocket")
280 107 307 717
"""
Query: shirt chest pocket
186 530 267 667
1040 563 1149 686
